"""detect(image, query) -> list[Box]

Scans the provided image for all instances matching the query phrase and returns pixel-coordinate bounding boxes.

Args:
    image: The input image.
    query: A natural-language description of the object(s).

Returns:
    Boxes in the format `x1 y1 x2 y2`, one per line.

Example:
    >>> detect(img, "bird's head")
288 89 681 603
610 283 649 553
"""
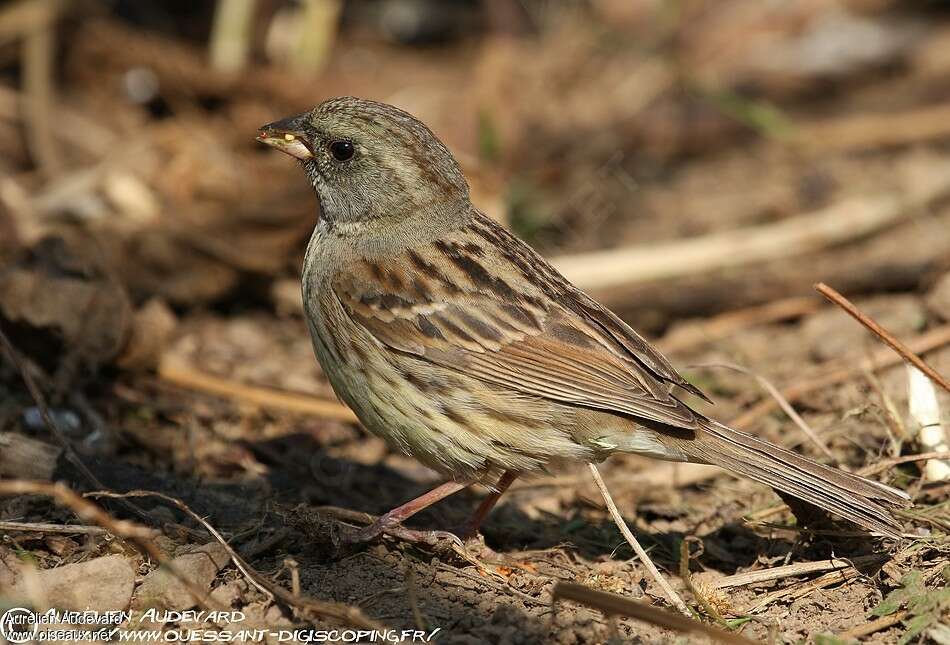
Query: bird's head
258 97 470 228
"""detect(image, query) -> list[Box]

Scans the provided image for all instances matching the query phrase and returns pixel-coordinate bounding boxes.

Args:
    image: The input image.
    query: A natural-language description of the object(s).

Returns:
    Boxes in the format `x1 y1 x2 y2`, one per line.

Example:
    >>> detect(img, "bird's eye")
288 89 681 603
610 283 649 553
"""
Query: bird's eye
329 140 355 161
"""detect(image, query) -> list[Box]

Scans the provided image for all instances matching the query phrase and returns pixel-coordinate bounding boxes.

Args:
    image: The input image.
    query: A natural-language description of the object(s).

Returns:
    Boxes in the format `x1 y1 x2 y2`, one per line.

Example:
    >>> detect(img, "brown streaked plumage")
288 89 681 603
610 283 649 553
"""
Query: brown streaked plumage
258 97 910 544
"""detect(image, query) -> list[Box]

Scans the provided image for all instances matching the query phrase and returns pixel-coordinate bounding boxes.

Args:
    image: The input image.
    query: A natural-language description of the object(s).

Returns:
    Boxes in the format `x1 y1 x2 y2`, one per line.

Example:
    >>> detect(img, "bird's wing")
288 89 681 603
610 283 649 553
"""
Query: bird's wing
332 212 706 430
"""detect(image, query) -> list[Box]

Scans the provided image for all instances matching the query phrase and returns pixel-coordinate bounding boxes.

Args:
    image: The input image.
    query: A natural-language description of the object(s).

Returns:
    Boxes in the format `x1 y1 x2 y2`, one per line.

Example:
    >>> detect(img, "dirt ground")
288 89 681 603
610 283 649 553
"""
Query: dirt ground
2 2 950 644
3 286 949 643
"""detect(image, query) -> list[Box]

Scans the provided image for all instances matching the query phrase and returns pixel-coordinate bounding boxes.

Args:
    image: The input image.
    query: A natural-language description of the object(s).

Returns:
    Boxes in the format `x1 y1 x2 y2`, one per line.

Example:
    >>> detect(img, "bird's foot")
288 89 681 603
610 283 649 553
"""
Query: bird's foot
342 516 463 549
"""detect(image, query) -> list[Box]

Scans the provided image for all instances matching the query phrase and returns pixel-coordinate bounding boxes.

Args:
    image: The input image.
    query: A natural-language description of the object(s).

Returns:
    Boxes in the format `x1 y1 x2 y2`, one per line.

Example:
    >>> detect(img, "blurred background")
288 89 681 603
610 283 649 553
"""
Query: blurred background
2 0 950 353
2 1 950 641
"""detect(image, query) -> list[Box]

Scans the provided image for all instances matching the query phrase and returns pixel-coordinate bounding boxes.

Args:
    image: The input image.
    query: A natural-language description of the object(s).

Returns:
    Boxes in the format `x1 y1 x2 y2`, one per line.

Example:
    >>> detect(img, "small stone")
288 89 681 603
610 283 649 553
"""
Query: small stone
10 554 135 611
209 579 246 607
263 604 291 627
134 543 230 610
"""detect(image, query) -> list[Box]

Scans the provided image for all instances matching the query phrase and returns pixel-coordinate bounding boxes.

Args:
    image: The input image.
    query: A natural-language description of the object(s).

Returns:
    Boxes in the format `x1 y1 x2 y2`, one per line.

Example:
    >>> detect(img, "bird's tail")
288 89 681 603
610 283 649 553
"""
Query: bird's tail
673 420 911 538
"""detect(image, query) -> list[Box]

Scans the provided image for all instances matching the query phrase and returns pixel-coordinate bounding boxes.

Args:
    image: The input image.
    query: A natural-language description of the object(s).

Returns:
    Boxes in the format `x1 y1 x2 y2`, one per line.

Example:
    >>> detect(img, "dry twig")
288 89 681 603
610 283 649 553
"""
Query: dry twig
290 0 343 72
0 0 58 46
837 610 908 641
861 362 906 453
711 555 885 590
553 581 758 645
158 356 358 422
0 520 108 535
587 463 691 616
815 282 950 394
283 557 301 598
21 0 59 177
799 103 950 153
679 538 725 625
746 566 866 613
209 0 256 72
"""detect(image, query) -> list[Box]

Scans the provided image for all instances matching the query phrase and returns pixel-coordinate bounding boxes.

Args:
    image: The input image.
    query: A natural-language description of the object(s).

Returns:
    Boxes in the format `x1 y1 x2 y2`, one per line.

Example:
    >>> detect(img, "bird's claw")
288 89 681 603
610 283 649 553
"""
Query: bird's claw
341 517 463 550
383 525 464 549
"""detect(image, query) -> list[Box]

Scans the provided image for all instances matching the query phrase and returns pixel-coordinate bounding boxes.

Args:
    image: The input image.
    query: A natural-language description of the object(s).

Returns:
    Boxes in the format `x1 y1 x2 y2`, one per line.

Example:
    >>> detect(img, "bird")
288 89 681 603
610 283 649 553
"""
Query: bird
257 96 910 546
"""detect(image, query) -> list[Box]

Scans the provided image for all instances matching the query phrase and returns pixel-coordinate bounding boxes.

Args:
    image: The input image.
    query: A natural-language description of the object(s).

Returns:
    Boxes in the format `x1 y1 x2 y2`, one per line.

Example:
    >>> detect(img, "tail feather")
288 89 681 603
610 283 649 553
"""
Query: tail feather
674 420 911 539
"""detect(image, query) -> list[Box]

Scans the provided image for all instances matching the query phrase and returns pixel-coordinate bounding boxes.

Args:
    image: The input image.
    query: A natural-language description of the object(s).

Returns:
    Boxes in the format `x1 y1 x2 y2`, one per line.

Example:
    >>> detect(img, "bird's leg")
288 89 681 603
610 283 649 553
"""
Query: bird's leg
457 470 519 541
344 479 471 547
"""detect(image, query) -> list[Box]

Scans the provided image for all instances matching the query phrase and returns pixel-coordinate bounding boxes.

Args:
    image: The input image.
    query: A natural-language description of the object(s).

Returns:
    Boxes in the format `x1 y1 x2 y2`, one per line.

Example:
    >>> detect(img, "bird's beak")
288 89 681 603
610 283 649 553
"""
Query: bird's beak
257 113 314 160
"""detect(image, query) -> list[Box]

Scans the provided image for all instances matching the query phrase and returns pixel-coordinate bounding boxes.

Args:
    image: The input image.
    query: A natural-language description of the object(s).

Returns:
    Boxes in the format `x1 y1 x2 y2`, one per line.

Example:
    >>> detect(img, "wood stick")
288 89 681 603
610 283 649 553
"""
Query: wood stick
158 356 358 422
837 610 907 641
731 323 950 430
712 555 885 589
861 363 906 449
290 0 343 73
209 0 257 73
679 539 725 625
815 282 950 394
798 102 950 153
553 582 758 645
0 0 58 47
587 463 691 617
747 566 864 613
0 520 108 535
20 0 60 177
552 159 950 293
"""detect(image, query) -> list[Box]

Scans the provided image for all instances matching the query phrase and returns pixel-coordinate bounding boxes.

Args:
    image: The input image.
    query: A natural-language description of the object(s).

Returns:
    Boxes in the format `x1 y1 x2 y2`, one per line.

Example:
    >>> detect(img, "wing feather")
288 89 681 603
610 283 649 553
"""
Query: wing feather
332 212 705 430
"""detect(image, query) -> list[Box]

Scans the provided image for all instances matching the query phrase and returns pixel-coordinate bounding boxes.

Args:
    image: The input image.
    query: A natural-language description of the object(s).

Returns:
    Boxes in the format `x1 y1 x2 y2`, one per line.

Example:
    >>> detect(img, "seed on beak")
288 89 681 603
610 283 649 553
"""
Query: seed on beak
257 114 314 160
